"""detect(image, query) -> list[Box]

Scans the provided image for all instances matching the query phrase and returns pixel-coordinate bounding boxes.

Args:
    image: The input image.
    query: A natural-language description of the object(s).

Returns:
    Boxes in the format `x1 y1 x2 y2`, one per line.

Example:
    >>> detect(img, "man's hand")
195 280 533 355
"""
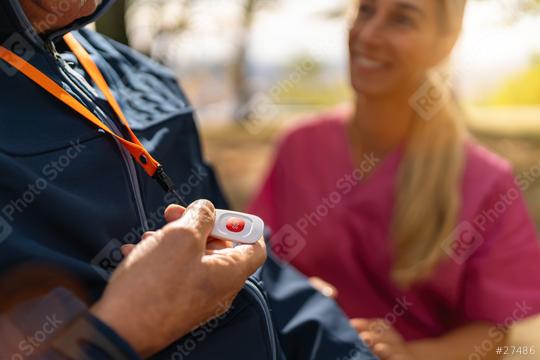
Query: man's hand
351 318 414 360
91 200 266 357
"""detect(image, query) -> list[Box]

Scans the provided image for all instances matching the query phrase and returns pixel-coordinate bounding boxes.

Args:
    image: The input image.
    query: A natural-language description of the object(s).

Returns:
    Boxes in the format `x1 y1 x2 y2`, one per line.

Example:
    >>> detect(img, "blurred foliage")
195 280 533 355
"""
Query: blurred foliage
485 55 540 106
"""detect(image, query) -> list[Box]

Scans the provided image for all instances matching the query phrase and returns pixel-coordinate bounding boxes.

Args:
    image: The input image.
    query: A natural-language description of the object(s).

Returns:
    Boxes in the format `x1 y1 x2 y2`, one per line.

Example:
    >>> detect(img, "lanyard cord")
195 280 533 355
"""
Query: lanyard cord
63 33 157 174
0 33 186 205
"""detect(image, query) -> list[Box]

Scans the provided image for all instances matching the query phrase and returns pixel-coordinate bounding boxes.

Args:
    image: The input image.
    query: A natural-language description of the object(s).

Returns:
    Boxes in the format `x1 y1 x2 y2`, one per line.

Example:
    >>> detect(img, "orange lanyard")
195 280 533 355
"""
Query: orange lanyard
0 33 184 204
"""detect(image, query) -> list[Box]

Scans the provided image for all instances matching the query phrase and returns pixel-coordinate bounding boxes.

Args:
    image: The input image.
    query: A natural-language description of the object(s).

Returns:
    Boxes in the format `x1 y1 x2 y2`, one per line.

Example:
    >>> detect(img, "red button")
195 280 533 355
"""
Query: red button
226 217 245 233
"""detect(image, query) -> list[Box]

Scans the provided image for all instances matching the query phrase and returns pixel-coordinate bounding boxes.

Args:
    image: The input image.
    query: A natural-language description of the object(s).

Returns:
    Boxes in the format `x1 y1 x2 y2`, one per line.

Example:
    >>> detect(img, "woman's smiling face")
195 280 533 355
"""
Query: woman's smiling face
349 0 454 97
20 0 102 33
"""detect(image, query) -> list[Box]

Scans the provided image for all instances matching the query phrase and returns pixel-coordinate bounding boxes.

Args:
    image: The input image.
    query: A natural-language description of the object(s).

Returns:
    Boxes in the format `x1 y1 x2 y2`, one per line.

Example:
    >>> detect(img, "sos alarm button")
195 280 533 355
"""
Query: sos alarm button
226 217 245 233
211 210 264 244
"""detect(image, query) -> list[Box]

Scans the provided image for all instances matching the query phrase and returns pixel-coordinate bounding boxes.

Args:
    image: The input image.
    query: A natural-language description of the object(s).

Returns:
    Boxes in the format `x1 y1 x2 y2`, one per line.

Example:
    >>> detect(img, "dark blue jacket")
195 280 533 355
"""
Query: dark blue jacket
0 1 375 359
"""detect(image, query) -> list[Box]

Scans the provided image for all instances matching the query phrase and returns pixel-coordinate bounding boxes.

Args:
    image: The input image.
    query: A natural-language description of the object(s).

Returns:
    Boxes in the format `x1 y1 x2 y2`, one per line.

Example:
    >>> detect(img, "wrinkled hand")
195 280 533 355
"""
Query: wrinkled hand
91 200 266 357
351 318 415 360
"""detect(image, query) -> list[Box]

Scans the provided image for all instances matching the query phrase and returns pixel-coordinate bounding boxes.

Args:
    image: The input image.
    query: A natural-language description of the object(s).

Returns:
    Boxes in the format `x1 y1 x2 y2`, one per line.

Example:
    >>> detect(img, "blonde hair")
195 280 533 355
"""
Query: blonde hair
390 0 469 288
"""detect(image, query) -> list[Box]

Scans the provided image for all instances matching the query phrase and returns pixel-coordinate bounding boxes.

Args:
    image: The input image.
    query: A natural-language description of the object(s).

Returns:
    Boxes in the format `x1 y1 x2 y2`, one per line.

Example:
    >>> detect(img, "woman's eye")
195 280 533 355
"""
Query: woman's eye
392 14 415 27
358 4 375 19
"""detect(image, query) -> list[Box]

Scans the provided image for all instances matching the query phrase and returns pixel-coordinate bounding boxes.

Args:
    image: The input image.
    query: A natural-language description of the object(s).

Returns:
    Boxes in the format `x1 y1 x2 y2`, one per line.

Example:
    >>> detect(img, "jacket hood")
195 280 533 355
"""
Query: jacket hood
0 0 115 47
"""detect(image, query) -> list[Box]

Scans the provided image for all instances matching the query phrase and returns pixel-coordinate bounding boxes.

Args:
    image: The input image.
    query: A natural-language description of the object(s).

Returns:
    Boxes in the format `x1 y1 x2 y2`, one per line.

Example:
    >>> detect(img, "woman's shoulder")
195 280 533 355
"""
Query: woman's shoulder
461 140 521 214
463 140 515 185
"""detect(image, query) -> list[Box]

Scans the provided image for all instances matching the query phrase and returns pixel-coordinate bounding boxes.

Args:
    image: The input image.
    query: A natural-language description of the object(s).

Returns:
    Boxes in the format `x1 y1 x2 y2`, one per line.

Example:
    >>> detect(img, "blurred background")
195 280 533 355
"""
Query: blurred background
92 0 540 356
96 0 540 230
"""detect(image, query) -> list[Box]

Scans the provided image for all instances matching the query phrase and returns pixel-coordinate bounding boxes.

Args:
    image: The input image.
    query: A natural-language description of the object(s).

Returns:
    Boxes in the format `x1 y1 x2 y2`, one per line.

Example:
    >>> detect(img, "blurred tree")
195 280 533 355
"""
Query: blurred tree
232 0 274 121
95 0 128 45
232 0 256 121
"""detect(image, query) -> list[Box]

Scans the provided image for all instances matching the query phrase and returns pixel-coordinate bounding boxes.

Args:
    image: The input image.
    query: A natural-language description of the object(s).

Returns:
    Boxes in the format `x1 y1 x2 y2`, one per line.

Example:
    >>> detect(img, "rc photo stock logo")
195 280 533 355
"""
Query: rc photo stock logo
0 33 36 77
0 215 13 244
91 239 125 281
443 221 485 265
270 225 307 263
409 74 451 121
238 92 278 136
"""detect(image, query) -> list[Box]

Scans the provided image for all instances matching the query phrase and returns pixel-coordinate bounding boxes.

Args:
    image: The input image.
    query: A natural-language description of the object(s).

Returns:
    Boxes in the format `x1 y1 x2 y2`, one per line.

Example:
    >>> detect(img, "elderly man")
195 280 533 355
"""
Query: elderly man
0 1 374 359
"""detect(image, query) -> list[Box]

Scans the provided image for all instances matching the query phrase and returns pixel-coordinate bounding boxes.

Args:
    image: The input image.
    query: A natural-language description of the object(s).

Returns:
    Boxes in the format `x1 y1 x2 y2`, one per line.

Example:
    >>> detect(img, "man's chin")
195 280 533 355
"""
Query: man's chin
80 0 102 17
27 0 101 33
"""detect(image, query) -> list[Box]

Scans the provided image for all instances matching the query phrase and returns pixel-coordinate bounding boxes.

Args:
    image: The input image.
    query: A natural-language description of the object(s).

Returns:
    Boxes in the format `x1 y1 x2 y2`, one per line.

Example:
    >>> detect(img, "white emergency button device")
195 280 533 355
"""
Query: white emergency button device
211 209 264 244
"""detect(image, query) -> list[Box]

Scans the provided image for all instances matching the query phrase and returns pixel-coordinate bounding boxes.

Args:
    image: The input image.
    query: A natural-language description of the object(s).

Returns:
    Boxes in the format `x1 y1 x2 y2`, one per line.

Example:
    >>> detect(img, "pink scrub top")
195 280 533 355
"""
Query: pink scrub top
249 111 540 341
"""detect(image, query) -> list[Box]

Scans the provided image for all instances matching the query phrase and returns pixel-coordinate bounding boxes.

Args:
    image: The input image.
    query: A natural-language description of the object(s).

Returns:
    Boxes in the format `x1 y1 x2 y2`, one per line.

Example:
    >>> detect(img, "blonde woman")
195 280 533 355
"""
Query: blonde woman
249 0 540 359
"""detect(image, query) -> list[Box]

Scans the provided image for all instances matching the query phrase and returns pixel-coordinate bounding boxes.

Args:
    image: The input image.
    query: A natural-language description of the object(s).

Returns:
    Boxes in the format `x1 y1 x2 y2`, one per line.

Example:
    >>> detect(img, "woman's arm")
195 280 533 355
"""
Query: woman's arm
407 322 507 360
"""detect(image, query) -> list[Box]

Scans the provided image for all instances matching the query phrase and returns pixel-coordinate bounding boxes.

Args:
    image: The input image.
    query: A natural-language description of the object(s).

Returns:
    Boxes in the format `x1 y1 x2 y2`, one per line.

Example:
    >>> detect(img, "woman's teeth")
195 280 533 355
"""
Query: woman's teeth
356 56 385 69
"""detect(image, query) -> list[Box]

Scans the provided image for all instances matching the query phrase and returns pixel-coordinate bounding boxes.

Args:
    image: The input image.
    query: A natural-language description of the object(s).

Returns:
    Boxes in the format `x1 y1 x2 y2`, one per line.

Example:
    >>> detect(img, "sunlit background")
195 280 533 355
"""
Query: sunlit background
122 0 540 118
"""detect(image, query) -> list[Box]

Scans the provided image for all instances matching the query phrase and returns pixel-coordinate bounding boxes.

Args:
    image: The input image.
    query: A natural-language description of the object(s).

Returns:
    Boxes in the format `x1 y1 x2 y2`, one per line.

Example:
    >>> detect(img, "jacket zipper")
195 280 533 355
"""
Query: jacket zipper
45 41 149 232
245 278 278 360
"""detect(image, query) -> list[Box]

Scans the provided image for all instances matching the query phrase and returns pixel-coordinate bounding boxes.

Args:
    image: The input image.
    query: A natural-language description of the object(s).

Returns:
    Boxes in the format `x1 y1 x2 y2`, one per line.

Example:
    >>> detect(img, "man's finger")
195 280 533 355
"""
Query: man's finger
206 237 233 251
141 231 156 241
221 237 267 277
121 244 136 257
164 204 185 223
169 199 216 242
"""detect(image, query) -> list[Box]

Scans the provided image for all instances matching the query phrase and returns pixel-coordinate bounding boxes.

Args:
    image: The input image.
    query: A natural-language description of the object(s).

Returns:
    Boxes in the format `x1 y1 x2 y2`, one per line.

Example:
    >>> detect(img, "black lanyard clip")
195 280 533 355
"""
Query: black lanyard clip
153 166 187 206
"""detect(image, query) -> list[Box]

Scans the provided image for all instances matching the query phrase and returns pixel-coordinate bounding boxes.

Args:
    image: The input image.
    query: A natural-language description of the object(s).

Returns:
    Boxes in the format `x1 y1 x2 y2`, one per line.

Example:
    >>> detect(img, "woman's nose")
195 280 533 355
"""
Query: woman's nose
357 18 384 48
